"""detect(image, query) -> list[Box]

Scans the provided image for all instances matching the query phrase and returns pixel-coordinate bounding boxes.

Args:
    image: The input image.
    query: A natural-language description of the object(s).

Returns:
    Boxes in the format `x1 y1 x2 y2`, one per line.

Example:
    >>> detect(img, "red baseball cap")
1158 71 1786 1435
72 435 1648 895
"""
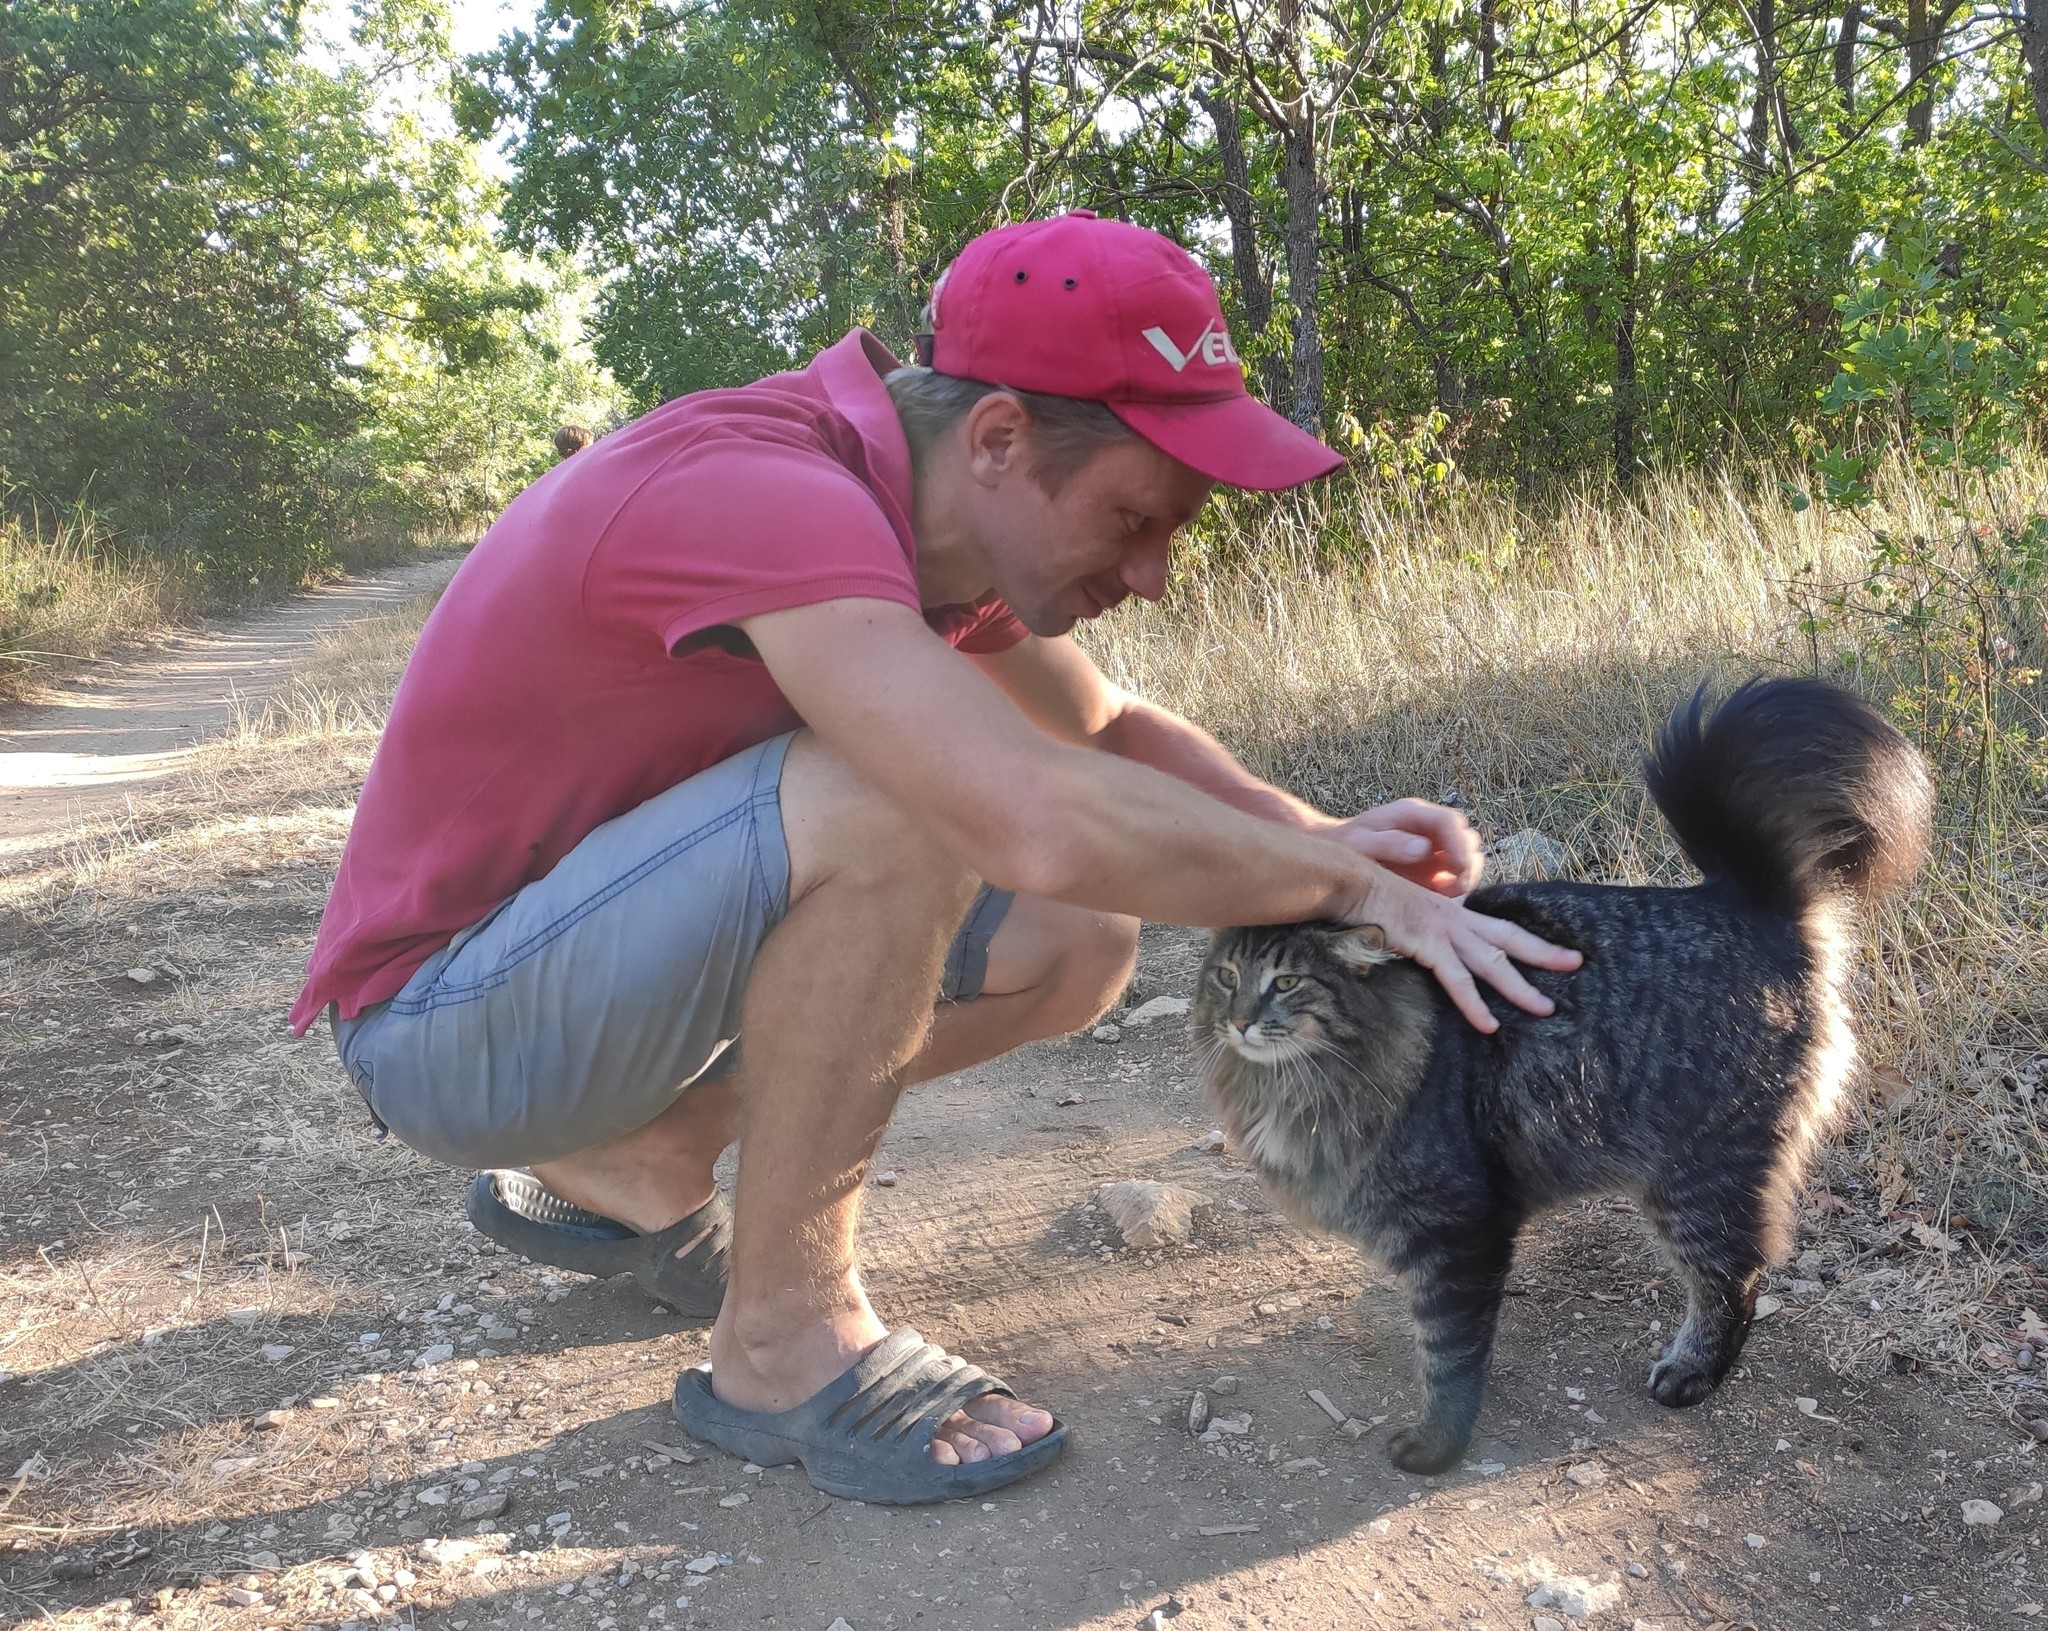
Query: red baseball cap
921 211 1345 492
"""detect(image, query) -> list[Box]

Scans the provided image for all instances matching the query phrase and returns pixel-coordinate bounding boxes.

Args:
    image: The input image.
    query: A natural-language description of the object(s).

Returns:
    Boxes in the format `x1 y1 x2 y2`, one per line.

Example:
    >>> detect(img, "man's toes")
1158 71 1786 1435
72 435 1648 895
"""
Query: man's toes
930 1419 994 1463
949 1415 1023 1458
960 1394 1053 1443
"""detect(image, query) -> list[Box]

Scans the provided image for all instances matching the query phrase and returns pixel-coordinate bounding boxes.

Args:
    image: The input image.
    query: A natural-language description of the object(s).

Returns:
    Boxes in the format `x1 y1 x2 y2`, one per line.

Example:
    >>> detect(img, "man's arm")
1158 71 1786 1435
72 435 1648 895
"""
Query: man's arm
739 598 1571 1031
973 633 1483 894
972 633 1323 829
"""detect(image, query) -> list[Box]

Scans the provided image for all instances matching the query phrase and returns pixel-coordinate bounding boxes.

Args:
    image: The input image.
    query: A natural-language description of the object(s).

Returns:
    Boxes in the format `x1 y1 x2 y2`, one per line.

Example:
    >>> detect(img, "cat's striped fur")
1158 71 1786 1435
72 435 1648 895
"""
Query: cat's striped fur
1196 679 1932 1475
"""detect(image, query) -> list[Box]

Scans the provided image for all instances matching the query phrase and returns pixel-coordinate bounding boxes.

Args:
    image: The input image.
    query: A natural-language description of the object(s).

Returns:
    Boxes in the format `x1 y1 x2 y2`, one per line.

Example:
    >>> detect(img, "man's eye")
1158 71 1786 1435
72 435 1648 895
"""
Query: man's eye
1272 975 1301 992
1213 966 1238 990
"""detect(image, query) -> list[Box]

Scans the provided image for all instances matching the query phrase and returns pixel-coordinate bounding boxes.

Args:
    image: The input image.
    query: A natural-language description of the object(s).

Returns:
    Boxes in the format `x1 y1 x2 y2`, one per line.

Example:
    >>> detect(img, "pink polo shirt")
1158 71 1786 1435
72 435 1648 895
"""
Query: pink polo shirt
289 330 1026 1033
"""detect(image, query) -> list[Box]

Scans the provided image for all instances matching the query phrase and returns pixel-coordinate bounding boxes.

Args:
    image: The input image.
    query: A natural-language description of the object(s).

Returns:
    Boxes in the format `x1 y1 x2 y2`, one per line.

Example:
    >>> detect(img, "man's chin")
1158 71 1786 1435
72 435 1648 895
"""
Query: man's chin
1018 606 1083 639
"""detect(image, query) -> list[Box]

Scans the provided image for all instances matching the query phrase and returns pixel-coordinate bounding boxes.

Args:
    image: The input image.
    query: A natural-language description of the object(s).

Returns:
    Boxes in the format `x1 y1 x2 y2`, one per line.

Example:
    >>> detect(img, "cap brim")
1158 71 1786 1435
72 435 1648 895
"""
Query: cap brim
1109 394 1345 491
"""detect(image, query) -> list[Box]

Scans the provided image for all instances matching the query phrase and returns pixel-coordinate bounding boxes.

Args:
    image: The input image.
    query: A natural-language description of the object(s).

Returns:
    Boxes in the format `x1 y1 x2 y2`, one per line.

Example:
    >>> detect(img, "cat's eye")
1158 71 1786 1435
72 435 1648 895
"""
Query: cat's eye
1212 965 1238 991
1271 975 1302 993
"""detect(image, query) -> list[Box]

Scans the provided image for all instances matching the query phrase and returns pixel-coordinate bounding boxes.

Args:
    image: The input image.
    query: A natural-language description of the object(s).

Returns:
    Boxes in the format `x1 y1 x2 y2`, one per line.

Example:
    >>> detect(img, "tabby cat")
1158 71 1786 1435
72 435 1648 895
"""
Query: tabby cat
1195 679 1931 1475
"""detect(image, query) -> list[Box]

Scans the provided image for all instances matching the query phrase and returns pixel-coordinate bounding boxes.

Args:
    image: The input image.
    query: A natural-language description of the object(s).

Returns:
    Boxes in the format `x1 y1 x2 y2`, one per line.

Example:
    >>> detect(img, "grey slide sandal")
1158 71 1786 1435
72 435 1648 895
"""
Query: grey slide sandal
671 1326 1068 1503
464 1169 730 1318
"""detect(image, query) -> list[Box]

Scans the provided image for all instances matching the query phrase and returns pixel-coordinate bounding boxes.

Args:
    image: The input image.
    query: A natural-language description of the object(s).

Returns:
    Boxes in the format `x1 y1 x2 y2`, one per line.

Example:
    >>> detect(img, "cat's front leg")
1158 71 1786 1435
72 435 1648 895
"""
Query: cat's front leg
1386 1231 1515 1476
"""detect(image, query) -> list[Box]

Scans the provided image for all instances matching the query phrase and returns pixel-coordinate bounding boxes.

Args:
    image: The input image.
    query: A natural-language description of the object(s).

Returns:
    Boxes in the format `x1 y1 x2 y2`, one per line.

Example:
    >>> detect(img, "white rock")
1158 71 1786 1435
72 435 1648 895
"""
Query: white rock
683 1555 724 1574
1753 1294 1784 1319
827 1620 855 1631
227 1587 262 1607
871 1171 898 1188
1096 1180 1202 1248
124 966 159 985
415 1344 455 1368
260 1344 295 1363
1090 1024 1123 1044
1533 1619 1566 1631
1194 1128 1227 1153
1525 1569 1622 1618
1123 996 1191 1025
1962 1498 2004 1527
718 1492 748 1508
1744 1533 1765 1549
1187 1391 1211 1435
1564 1462 1605 1488
1490 829 1571 882
226 1307 262 1328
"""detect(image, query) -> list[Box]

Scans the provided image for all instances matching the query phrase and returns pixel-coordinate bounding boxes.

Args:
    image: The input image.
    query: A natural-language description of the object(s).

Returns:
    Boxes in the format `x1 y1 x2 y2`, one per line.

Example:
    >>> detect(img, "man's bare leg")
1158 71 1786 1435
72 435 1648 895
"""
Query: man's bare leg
534 850 1132 1221
531 895 1131 1237
535 733 1134 1464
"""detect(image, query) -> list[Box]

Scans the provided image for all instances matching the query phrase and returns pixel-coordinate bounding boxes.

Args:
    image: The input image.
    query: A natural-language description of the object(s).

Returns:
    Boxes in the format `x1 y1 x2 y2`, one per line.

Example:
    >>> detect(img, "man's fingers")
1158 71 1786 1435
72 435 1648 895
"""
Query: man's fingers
1423 948 1498 1034
1354 830 1432 863
1483 918 1584 971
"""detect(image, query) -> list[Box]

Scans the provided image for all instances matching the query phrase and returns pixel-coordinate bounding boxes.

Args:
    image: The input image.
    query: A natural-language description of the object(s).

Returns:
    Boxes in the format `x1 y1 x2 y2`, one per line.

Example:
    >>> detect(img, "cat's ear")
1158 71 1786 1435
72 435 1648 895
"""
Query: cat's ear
1330 924 1396 970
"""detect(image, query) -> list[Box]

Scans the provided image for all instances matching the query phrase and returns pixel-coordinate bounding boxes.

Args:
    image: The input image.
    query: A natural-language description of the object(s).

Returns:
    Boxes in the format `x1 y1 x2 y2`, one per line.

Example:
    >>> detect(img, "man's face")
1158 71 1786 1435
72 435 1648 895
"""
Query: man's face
970 428 1216 639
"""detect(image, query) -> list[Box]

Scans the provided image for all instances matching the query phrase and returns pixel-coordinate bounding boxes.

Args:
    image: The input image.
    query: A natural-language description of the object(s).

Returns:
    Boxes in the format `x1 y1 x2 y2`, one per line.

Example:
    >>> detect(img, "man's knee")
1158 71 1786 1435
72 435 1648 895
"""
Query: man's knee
993 899 1137 1036
779 731 976 908
1054 909 1140 1031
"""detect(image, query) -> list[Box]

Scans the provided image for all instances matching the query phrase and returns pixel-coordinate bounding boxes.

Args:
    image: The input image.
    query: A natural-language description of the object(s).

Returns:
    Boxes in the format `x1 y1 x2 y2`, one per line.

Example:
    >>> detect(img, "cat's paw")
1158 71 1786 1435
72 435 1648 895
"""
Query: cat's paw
1387 1424 1467 1476
1647 1354 1718 1408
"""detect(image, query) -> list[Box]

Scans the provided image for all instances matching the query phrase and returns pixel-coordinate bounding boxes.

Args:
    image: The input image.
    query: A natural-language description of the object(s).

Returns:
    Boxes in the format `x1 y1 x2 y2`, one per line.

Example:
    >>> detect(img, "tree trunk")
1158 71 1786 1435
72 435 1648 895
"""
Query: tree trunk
1904 0 1936 145
1746 0 1778 172
2020 0 2048 147
1280 113 1324 434
1833 2 1861 113
1198 85 1290 412
1613 176 1639 487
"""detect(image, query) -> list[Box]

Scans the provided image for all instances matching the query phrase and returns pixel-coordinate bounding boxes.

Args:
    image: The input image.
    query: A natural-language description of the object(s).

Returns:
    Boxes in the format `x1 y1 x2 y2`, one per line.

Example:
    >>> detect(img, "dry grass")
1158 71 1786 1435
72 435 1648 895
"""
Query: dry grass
1083 456 2048 1402
0 504 461 708
0 508 197 705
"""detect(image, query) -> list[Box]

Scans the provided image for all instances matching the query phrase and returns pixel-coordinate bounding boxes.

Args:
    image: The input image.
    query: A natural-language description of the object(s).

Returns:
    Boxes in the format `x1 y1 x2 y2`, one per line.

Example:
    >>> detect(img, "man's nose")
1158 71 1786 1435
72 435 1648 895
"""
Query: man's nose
1118 538 1170 603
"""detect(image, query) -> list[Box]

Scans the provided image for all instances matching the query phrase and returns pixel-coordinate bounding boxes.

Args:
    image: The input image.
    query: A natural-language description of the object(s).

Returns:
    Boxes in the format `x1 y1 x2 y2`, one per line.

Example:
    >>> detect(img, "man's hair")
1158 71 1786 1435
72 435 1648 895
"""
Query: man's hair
883 367 1131 494
553 424 595 459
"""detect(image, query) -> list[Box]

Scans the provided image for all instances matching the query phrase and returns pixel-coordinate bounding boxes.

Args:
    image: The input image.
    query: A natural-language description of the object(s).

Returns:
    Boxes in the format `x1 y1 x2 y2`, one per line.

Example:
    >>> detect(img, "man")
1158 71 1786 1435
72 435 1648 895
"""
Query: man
290 212 1579 1504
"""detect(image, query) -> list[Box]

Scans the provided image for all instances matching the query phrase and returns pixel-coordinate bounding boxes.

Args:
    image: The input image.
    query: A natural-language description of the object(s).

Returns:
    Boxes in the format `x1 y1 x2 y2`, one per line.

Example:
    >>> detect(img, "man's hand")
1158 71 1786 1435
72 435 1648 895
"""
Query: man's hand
1344 864 1580 1034
1325 799 1484 896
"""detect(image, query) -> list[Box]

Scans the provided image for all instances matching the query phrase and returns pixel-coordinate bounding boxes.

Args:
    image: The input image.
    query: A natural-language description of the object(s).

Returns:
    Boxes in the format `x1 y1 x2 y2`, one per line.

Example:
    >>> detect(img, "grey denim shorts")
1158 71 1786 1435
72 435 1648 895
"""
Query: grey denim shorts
332 731 1011 1168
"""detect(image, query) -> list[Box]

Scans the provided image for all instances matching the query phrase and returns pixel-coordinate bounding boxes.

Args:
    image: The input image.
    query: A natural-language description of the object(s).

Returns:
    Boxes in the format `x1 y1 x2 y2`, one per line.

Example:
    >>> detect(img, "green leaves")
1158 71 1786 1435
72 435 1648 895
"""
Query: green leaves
1 0 621 591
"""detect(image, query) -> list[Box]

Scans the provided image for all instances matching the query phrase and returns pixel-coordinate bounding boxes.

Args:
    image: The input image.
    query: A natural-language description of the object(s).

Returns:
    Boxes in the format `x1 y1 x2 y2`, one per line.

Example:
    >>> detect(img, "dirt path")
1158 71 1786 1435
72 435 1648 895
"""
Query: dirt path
0 556 459 858
2 592 2044 1630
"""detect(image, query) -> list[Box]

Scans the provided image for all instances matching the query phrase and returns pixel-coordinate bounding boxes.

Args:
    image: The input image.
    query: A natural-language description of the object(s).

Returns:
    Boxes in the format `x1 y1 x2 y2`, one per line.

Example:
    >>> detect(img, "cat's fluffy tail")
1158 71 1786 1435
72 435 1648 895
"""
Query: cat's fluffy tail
1645 678 1933 916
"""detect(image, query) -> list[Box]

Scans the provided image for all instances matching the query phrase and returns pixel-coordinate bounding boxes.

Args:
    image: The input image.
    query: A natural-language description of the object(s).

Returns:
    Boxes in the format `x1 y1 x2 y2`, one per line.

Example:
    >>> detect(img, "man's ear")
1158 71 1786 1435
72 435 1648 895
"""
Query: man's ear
1330 924 1395 970
963 391 1030 486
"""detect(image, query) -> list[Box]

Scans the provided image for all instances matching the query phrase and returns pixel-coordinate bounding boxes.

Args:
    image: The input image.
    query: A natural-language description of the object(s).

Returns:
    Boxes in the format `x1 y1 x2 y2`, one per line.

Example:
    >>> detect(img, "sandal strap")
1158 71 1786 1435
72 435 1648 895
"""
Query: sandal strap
823 1329 1014 1449
659 1194 731 1276
492 1169 631 1236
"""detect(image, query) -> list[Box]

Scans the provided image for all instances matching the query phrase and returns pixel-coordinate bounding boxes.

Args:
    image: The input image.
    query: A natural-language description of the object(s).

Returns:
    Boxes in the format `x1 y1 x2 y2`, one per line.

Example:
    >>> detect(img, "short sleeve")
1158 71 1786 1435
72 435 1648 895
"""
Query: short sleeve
585 437 921 652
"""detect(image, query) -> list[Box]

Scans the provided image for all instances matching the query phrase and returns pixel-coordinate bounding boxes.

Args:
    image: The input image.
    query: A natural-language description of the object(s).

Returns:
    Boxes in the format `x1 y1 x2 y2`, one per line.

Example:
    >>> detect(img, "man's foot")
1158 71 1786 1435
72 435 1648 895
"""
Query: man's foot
529 1077 740 1241
710 1284 1053 1465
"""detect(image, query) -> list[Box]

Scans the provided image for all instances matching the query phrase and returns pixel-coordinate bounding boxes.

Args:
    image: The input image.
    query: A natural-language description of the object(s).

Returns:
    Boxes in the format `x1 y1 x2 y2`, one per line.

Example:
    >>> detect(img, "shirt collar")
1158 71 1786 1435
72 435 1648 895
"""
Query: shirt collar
809 328 916 556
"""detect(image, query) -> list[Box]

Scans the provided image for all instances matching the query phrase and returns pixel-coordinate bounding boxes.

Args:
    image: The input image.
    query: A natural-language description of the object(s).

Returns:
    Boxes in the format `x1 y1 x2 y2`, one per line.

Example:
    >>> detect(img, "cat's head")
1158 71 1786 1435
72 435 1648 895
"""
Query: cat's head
1193 920 1401 1066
